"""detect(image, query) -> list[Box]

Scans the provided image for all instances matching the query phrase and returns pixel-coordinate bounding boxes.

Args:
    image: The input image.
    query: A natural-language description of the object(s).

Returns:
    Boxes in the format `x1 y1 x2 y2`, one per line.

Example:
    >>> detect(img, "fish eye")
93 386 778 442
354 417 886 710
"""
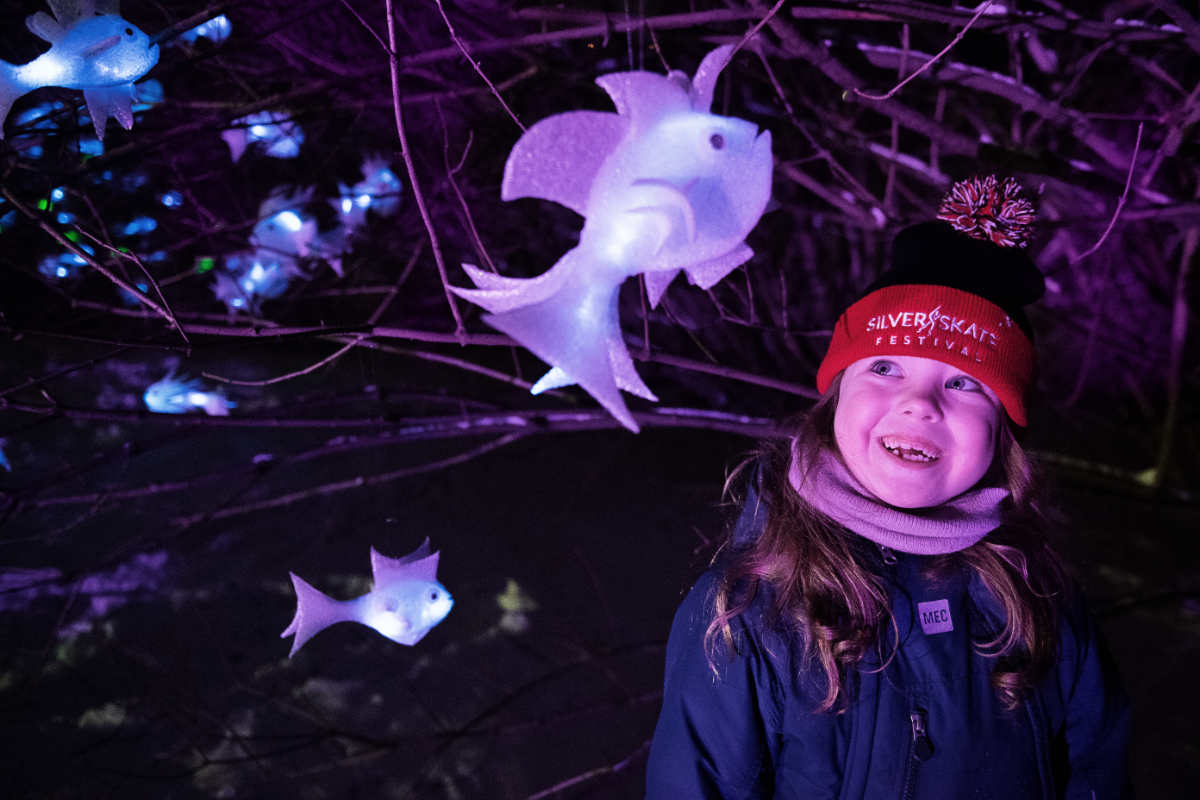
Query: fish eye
710 133 725 150
125 28 133 36
430 591 438 601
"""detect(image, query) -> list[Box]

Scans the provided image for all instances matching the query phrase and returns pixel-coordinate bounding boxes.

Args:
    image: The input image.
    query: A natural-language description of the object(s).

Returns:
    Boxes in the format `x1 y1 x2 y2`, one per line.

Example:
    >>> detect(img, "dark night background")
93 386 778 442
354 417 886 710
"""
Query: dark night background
0 0 1197 797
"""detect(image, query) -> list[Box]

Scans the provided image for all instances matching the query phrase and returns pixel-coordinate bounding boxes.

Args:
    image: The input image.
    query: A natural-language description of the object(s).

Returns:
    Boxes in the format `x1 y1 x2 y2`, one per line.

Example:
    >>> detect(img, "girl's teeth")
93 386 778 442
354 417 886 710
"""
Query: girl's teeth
884 443 938 462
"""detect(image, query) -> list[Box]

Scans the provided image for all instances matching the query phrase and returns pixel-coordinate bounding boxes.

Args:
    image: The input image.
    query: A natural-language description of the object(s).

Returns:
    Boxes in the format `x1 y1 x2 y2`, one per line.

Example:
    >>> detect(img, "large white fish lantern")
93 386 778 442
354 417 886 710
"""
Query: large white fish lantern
282 539 453 657
0 0 160 140
451 46 773 432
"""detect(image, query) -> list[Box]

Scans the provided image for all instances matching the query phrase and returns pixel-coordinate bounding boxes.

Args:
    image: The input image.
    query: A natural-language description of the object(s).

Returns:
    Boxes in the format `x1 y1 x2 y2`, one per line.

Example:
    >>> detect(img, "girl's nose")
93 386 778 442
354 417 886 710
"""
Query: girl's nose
898 384 944 421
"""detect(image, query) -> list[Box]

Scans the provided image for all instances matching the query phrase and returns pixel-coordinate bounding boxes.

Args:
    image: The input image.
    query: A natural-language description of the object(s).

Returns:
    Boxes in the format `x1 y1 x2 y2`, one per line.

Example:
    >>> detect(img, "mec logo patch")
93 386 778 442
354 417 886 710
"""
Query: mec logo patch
917 599 953 635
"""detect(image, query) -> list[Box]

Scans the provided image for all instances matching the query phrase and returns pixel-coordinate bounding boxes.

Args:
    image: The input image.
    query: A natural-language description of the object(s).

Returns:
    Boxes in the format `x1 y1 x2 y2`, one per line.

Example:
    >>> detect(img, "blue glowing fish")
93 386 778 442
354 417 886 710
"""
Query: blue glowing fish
212 251 299 312
222 111 303 162
0 0 160 140
335 157 403 235
143 372 234 416
177 14 231 47
0 443 10 472
282 538 453 657
252 190 317 259
451 46 773 431
39 243 92 279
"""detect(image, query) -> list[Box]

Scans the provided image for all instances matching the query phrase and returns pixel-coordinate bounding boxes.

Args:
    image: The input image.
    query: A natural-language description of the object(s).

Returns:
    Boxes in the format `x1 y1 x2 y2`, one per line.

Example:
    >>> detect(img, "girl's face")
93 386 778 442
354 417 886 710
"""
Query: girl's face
833 355 1003 508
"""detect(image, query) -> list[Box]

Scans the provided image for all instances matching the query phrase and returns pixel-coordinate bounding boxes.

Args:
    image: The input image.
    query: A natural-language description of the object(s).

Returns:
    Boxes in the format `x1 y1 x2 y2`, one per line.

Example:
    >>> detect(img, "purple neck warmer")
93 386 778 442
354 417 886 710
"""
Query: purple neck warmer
788 445 1008 555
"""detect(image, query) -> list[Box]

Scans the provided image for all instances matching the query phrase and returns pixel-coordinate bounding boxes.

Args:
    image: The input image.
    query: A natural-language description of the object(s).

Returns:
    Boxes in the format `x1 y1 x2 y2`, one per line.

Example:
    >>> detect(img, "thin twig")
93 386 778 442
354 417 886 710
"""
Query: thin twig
855 0 994 100
1070 123 1144 263
204 337 364 386
432 0 526 132
718 0 788 72
384 0 465 340
1 188 177 329
526 739 652 799
367 240 425 326
439 113 498 273
647 22 670 72
171 432 528 525
73 227 192 350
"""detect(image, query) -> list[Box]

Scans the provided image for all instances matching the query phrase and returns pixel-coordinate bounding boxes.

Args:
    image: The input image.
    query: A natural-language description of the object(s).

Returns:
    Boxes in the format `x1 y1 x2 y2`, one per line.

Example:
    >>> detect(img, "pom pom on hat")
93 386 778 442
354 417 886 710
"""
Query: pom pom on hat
936 175 1036 249
816 176 1045 425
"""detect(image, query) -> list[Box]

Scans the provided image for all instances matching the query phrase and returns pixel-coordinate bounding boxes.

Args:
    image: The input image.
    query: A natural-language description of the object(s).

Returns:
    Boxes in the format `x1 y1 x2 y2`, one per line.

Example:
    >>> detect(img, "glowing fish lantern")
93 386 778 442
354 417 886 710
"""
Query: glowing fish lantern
212 252 297 313
335 157 403 235
282 538 453 657
39 243 92 279
0 442 10 472
451 46 773 431
0 0 160 140
143 373 234 416
252 190 316 260
177 14 231 46
221 111 303 162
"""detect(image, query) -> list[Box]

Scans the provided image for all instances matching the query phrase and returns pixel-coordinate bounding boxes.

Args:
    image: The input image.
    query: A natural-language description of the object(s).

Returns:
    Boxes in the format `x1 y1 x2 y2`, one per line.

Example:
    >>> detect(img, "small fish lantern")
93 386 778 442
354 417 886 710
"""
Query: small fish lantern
335 157 403 235
222 111 304 162
0 0 160 140
252 190 317 261
282 539 453 656
451 46 773 431
212 252 298 313
143 372 234 416
176 15 231 47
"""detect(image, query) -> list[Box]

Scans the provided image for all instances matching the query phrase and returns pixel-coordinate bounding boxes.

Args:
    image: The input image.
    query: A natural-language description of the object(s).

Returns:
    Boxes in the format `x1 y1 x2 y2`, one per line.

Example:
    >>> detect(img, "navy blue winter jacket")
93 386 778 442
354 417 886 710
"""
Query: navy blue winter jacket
646 485 1133 799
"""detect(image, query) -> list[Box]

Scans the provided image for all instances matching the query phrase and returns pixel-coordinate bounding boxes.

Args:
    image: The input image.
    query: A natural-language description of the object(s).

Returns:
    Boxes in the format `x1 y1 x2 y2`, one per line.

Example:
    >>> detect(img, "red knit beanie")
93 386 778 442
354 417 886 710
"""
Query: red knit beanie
816 177 1043 426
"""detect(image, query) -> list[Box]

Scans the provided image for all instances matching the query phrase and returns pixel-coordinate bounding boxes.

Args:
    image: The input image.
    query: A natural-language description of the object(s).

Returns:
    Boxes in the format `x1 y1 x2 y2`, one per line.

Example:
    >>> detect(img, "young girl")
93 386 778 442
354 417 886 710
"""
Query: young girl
645 177 1133 799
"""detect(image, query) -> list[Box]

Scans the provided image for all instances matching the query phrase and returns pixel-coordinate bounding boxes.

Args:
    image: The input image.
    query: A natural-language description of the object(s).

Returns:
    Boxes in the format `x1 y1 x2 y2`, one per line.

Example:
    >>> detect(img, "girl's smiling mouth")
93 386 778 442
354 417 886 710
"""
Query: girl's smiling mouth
879 435 943 463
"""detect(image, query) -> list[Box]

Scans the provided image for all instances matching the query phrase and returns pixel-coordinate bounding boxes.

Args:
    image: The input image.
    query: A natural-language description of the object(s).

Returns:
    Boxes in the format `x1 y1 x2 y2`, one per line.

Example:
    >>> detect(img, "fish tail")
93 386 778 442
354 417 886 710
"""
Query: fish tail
450 249 582 314
281 573 354 657
203 395 233 416
0 61 25 141
483 271 640 432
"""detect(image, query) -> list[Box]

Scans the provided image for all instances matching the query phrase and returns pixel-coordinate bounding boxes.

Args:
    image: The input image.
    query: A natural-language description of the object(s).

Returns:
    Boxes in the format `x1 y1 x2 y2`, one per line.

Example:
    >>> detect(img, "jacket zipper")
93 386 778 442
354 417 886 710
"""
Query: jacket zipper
899 709 933 800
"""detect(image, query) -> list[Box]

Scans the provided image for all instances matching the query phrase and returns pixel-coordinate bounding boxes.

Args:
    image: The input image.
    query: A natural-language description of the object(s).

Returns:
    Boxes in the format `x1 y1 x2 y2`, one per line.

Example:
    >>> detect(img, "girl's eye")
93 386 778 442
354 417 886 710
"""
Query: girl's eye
946 375 982 391
869 360 898 376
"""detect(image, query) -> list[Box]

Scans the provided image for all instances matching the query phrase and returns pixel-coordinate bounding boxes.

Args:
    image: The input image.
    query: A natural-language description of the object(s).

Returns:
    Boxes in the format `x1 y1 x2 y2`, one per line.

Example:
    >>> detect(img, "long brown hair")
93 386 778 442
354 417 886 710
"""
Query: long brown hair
706 375 1073 712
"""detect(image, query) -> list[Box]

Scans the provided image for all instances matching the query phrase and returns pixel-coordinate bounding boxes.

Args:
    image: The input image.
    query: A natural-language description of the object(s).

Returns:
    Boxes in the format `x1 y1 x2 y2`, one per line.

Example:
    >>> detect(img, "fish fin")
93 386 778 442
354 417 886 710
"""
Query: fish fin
595 71 691 130
458 262 524 292
259 187 312 218
0 63 24 141
608 337 657 401
26 12 67 44
395 537 432 565
221 128 247 162
501 110 627 217
452 249 581 315
83 84 136 139
683 242 754 290
530 366 573 394
394 625 431 646
203 395 231 416
690 45 735 113
47 0 88 27
370 546 439 586
644 269 678 309
282 573 352 657
482 275 639 432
